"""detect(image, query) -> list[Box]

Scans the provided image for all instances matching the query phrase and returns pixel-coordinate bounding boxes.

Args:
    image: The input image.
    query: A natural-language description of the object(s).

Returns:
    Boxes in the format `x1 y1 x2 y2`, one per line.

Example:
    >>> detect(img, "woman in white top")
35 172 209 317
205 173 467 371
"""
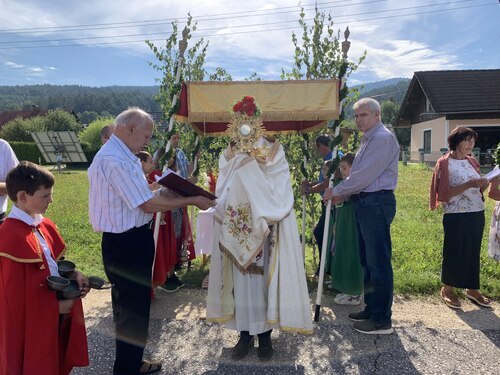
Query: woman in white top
433 127 490 309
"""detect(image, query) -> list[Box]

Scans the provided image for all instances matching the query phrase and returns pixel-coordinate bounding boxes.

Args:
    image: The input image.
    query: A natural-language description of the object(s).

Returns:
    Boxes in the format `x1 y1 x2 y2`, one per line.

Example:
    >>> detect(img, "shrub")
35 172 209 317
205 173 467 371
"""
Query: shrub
78 117 114 152
0 109 81 142
9 141 43 163
0 117 45 141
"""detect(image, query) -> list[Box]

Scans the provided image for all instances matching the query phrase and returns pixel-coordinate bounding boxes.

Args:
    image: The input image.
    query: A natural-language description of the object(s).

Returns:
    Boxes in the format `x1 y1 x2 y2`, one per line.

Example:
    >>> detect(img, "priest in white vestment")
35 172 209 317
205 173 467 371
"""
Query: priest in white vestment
206 96 313 361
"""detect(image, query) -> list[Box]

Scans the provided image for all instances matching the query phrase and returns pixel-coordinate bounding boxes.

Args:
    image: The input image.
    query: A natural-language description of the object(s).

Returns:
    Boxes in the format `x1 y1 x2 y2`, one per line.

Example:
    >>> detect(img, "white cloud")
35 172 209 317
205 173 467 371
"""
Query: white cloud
3 59 56 77
355 38 462 80
0 0 497 85
5 61 25 68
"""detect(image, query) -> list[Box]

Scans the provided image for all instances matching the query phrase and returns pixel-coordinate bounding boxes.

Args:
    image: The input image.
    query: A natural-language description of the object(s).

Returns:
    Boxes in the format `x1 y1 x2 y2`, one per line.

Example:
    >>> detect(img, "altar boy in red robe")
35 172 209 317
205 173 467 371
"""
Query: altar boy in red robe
0 161 89 375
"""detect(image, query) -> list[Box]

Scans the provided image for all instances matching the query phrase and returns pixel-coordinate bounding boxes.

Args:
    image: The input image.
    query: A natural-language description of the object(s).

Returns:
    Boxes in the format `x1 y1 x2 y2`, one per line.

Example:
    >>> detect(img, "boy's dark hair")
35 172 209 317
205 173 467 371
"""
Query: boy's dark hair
315 134 331 147
6 161 55 202
136 151 152 163
447 127 478 151
340 153 355 166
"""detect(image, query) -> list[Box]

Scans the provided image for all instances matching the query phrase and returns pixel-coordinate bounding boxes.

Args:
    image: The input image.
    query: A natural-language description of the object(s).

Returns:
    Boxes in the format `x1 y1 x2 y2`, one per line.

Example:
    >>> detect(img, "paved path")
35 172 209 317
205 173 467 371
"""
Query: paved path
74 287 500 375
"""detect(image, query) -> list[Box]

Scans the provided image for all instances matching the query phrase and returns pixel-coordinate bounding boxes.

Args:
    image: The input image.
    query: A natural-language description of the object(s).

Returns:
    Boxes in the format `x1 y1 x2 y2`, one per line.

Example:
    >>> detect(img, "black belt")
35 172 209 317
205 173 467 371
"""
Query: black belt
123 222 152 233
350 190 393 203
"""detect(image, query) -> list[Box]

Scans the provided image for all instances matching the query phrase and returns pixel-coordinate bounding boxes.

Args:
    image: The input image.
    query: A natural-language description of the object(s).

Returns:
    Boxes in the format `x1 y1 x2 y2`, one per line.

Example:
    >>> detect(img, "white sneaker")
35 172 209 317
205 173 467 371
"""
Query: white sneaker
334 294 361 305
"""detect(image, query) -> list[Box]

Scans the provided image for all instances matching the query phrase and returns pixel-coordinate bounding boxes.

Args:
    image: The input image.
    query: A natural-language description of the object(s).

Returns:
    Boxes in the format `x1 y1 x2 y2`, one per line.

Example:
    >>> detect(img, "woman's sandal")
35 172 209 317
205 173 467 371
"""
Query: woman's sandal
465 289 492 308
440 287 461 309
139 359 162 374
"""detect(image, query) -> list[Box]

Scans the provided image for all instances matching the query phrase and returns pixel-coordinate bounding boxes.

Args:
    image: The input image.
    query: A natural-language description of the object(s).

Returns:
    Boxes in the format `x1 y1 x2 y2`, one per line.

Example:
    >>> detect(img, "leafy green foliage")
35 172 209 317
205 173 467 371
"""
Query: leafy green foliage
494 142 500 166
276 5 366 239
0 109 81 142
0 116 45 141
78 117 115 152
146 15 208 169
9 141 43 163
146 15 234 173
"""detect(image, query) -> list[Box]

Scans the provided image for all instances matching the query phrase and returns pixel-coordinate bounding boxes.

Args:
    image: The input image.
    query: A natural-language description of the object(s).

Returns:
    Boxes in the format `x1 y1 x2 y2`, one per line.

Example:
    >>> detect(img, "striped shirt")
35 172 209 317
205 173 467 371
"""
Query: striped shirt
88 135 154 233
333 122 399 198
175 148 189 179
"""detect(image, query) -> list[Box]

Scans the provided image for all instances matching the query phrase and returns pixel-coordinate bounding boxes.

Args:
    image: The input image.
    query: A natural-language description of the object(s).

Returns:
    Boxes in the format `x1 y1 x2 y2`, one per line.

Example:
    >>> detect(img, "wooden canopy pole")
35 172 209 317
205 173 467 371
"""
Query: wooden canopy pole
152 27 189 268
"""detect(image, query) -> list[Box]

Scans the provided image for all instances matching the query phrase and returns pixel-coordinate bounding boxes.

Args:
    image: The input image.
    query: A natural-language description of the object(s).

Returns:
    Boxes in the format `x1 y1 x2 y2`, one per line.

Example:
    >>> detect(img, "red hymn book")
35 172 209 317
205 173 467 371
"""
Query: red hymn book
156 169 217 200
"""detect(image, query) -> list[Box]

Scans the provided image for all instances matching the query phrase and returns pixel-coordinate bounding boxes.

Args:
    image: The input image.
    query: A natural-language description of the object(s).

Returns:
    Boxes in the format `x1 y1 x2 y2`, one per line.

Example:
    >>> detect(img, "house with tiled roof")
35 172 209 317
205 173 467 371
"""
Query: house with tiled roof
395 69 500 164
0 108 50 129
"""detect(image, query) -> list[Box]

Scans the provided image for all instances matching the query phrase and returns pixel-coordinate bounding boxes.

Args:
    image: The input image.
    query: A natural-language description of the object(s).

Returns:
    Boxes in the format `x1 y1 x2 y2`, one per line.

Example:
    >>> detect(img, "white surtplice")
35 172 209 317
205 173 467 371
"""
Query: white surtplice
206 139 313 336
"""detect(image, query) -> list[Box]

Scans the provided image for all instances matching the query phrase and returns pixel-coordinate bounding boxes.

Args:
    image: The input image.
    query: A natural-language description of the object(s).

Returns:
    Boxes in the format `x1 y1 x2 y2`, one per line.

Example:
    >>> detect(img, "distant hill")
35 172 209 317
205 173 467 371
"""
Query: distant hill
0 84 161 117
357 78 411 104
341 78 411 120
353 78 411 95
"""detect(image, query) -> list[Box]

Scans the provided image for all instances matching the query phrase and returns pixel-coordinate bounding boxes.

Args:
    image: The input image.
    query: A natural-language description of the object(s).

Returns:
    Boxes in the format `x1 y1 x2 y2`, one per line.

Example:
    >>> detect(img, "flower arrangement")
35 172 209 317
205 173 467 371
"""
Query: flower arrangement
232 96 262 118
227 95 265 155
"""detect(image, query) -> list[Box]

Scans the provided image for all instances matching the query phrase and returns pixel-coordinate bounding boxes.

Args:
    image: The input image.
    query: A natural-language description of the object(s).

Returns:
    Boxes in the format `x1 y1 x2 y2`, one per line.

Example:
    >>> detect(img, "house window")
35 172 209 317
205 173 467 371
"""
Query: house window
423 130 431 154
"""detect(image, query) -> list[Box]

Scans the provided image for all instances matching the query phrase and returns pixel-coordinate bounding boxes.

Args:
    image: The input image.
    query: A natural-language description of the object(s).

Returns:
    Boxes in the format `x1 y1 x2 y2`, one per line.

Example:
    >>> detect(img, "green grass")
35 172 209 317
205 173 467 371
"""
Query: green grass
45 163 499 298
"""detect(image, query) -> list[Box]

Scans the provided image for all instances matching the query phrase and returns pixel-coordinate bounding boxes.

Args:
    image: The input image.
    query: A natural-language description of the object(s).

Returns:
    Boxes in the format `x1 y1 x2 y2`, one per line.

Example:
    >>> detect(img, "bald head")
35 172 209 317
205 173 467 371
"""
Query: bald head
100 124 114 144
113 107 154 154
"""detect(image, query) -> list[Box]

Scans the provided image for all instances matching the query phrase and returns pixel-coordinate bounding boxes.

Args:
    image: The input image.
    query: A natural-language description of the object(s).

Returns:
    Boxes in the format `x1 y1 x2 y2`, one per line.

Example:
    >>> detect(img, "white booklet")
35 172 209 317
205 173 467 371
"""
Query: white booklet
484 166 500 181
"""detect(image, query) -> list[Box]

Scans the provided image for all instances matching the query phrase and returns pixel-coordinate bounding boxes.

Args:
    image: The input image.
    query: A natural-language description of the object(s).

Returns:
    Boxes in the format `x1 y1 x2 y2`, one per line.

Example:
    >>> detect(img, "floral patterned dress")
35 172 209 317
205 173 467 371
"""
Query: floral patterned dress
488 177 500 261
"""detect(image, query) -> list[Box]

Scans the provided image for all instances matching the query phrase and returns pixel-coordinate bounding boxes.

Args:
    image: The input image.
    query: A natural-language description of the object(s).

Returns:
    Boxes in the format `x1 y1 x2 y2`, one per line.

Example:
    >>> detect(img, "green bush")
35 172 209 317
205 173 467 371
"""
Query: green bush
0 117 45 141
78 117 114 152
0 109 81 142
81 143 98 164
10 141 43 163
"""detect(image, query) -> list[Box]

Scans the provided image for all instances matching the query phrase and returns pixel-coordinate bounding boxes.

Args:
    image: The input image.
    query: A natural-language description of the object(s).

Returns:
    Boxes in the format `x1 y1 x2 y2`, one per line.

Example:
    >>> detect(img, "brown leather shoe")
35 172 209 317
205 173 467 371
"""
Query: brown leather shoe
440 287 461 309
465 289 492 308
139 359 162 374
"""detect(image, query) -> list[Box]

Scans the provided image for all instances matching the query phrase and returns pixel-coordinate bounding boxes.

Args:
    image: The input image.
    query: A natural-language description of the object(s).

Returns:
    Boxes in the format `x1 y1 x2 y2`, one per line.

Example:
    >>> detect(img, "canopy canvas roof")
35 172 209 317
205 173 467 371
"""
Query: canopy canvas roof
176 80 340 135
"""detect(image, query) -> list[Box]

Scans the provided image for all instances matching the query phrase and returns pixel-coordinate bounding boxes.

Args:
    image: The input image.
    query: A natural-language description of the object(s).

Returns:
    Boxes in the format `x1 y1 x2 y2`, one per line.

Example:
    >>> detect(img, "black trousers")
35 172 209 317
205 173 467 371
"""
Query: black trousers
442 211 484 289
313 204 327 272
102 227 155 375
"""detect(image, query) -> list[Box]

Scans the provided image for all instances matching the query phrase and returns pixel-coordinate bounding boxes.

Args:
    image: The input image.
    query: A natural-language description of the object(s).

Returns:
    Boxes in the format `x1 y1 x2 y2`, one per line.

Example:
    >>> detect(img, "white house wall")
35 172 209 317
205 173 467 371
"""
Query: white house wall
410 117 500 163
410 117 445 162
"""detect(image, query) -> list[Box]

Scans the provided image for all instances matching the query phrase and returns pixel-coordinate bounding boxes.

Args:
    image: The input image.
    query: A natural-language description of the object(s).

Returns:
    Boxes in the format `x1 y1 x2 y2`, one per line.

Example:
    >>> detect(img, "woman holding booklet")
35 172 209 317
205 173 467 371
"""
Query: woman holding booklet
430 127 491 309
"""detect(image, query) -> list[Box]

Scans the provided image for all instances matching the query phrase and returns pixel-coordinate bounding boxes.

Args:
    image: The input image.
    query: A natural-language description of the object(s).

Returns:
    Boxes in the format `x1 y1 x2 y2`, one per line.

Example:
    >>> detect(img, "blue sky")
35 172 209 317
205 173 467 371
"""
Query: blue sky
0 0 498 87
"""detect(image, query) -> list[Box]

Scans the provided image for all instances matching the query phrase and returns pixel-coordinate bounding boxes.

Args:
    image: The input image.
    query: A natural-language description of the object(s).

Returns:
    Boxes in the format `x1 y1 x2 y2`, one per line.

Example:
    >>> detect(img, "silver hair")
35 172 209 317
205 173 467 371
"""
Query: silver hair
353 97 380 113
114 107 153 129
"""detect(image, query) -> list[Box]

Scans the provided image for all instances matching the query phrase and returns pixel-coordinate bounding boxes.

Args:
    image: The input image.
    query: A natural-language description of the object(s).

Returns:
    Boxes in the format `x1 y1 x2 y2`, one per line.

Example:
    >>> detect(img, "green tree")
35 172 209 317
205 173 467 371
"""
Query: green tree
0 116 45 142
146 15 232 172
0 109 79 142
381 100 399 126
78 117 115 152
381 100 409 147
278 5 365 249
79 111 100 125
44 110 81 133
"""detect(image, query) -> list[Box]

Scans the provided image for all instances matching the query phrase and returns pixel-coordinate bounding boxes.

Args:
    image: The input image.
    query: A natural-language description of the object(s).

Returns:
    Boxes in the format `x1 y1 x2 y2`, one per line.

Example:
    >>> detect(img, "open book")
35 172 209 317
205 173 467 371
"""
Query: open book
155 169 217 200
484 166 500 181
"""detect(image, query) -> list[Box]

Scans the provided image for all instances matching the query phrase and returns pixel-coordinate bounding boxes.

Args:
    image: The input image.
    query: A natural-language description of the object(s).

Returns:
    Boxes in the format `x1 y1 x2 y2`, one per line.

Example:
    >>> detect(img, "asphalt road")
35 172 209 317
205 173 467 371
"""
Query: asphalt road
73 287 500 375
